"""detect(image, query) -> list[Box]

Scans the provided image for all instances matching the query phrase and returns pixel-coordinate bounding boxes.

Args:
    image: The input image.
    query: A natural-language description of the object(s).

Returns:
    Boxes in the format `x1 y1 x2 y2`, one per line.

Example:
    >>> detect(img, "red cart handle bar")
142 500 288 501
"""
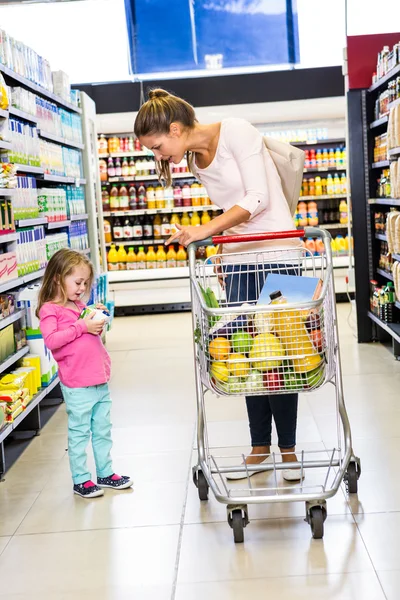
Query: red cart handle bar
211 230 305 245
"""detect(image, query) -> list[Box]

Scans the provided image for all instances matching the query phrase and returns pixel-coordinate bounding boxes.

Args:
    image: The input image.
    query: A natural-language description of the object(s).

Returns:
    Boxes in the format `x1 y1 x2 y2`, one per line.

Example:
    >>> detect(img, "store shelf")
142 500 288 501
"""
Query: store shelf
0 346 29 376
371 160 390 169
70 213 88 221
0 63 81 114
9 106 38 124
369 63 400 93
320 223 348 230
102 205 219 218
376 268 394 281
0 108 9 119
291 138 345 147
107 172 195 184
99 151 151 159
106 239 157 247
0 267 45 293
38 130 84 150
0 140 12 151
0 309 25 332
46 220 71 229
388 147 400 158
303 167 346 174
41 174 72 184
0 232 18 244
0 188 15 197
14 164 44 175
370 115 389 129
369 198 400 206
368 311 400 343
300 195 347 201
12 375 60 429
16 217 47 227
375 233 387 241
108 267 190 282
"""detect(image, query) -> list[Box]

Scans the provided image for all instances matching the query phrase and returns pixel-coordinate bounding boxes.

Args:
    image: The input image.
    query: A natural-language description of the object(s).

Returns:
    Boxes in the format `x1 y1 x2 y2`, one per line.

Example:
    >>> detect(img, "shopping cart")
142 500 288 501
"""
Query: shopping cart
189 227 360 542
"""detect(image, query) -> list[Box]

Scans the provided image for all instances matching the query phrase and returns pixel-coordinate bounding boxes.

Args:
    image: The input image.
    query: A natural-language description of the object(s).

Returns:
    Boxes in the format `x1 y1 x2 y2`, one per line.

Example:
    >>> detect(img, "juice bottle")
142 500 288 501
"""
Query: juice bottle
99 159 108 182
143 214 153 239
166 245 177 268
153 214 162 240
309 149 317 168
341 148 347 168
115 158 122 177
146 185 156 209
302 178 309 197
102 188 110 211
304 150 311 169
104 219 112 243
122 158 129 177
107 244 119 271
328 148 335 168
316 149 323 168
170 213 180 235
119 185 129 210
128 137 134 153
191 211 200 227
201 210 211 225
129 158 136 177
132 215 143 239
206 245 217 258
308 201 318 226
117 245 127 270
173 185 183 207
129 185 137 210
341 175 347 195
146 246 157 269
155 185 165 209
344 235 349 252
110 185 120 211
305 238 316 255
176 245 187 267
156 245 167 268
161 215 171 239
322 149 329 167
269 290 322 373
181 212 190 227
315 176 322 196
136 246 146 269
164 186 174 209
182 183 191 207
315 238 325 254
335 235 346 254
297 202 308 227
107 157 115 178
331 237 338 254
335 147 342 167
123 217 133 241
308 178 315 196
98 134 108 155
339 200 348 225
126 247 137 270
112 217 123 240
321 178 327 196
326 174 334 195
191 182 201 206
137 184 147 209
334 173 341 195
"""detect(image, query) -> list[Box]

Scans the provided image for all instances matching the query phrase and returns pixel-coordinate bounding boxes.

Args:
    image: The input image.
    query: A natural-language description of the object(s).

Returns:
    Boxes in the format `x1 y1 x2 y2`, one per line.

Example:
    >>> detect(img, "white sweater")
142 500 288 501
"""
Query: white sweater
193 118 299 262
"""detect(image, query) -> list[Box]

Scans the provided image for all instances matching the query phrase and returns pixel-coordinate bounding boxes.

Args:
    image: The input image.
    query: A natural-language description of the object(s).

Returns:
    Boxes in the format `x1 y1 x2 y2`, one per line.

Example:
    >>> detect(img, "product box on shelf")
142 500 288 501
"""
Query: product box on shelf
17 283 40 330
0 197 15 232
22 355 42 390
26 335 57 386
0 250 17 284
0 324 14 362
0 293 15 319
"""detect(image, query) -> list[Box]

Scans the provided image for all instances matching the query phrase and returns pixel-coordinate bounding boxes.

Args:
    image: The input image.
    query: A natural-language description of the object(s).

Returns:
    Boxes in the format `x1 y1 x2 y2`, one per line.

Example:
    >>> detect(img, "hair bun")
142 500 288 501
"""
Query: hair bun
148 88 170 100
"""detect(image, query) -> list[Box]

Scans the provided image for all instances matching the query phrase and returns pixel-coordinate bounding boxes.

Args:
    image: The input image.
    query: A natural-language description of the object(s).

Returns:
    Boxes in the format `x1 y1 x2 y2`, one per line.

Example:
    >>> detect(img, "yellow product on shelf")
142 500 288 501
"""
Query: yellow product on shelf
315 177 323 196
206 245 218 258
331 237 338 254
107 244 119 271
339 200 348 225
155 185 165 209
191 211 201 227
166 245 177 268
191 183 201 206
22 356 41 390
146 246 157 269
116 245 127 270
170 213 181 235
156 245 167 268
146 186 156 209
126 247 137 270
181 212 190 227
176 245 187 267
201 211 211 225
136 246 146 269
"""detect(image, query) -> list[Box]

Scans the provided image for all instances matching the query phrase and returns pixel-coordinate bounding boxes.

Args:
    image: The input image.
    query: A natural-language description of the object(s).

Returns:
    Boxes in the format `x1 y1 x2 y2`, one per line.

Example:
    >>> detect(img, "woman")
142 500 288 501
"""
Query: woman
134 88 303 481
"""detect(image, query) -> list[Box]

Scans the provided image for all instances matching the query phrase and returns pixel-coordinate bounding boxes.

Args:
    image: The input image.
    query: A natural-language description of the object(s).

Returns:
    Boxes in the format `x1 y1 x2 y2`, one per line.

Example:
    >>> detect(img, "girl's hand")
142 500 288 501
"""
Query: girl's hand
95 303 107 311
165 223 212 247
84 312 105 335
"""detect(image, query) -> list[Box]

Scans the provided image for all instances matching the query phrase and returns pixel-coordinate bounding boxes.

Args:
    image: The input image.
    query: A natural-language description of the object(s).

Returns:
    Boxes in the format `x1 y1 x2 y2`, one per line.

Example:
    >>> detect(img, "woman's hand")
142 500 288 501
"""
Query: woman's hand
165 223 212 247
84 312 105 335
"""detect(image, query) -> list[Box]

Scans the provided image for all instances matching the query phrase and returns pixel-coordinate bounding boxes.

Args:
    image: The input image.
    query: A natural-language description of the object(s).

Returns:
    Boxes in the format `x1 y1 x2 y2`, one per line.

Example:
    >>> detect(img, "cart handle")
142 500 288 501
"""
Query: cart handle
211 230 304 245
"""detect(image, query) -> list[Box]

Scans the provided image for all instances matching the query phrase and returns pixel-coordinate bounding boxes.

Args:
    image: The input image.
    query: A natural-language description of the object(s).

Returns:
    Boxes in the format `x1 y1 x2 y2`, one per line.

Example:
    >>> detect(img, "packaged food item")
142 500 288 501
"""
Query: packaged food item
79 305 111 325
0 372 28 390
0 73 9 110
107 244 119 271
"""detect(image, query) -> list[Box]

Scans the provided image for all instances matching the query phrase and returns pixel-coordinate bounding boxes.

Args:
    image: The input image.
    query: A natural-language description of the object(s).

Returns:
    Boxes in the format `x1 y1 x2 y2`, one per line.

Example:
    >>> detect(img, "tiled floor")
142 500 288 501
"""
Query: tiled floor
0 303 399 599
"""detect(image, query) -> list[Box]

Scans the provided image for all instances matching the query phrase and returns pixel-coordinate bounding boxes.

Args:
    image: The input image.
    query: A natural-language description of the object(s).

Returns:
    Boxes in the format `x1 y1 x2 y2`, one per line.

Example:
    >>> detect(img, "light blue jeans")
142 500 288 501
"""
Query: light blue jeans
60 383 113 485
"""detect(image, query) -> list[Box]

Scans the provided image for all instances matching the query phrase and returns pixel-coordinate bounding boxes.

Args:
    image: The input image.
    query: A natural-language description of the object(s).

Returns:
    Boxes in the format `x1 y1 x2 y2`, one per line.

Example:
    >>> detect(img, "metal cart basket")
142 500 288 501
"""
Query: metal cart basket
189 227 360 542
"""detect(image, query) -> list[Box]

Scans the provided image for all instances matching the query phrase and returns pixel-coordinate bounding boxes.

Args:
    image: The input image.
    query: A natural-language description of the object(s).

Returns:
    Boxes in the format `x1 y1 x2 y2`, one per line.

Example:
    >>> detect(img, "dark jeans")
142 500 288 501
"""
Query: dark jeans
225 263 298 449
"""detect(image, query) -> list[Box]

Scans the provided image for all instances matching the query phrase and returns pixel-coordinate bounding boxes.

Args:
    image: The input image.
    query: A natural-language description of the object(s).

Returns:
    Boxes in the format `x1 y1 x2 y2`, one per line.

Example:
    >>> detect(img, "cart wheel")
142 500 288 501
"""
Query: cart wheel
230 509 245 543
196 470 209 501
345 461 359 494
309 506 324 539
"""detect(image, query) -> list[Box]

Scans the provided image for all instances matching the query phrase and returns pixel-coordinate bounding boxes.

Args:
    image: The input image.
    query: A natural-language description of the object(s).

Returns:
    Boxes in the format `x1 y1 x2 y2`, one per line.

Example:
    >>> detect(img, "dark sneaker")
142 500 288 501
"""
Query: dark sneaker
73 480 104 498
97 474 133 490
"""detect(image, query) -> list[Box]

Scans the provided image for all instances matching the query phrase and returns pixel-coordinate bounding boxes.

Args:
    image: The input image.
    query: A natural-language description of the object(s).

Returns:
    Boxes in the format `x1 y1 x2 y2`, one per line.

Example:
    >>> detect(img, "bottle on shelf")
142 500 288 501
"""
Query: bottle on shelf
126 247 137 270
98 134 108 155
99 159 108 182
129 158 136 177
155 184 165 209
341 174 347 195
182 183 191 207
170 213 180 235
137 184 147 209
148 156 156 175
308 178 315 197
132 214 143 239
334 173 342 195
308 201 318 226
122 158 130 177
156 245 167 268
115 158 122 177
191 211 200 227
107 157 115 178
161 215 171 239
174 184 183 207
147 185 156 209
119 185 129 211
339 200 348 225
191 182 201 206
128 137 134 153
102 188 110 211
201 210 211 226
146 245 157 269
112 217 123 240
176 245 188 267
328 148 336 168
164 186 174 209
136 246 146 269
166 245 177 268
129 185 137 210
143 214 153 239
104 219 112 243
123 217 133 241
117 245 127 270
107 243 119 271
134 137 141 151
326 174 334 195
153 214 162 240
181 212 190 227
315 176 322 196
110 185 120 211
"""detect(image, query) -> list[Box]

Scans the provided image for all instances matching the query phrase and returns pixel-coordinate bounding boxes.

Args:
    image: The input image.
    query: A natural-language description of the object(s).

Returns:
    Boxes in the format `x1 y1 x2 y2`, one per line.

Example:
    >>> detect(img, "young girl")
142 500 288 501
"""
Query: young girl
37 248 132 498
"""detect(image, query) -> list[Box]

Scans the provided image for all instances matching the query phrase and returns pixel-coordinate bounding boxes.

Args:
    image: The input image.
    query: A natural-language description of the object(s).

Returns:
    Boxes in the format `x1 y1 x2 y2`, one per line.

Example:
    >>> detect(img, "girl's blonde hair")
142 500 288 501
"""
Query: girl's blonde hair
36 248 94 318
134 88 197 186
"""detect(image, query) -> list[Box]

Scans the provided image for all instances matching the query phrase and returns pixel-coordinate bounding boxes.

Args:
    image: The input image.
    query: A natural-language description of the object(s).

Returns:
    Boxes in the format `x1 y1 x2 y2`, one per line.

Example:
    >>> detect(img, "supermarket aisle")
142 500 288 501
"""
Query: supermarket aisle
0 304 400 599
